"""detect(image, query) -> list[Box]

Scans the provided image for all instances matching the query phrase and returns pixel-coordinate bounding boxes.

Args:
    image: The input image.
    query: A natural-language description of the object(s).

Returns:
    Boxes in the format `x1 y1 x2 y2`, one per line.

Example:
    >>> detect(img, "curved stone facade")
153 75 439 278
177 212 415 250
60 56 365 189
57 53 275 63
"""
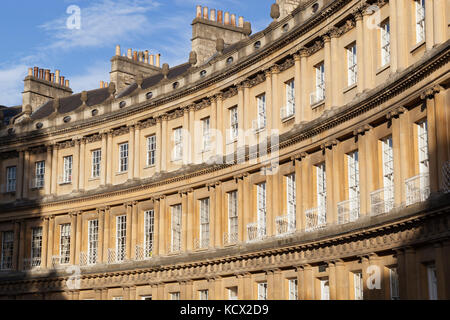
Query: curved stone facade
0 0 449 300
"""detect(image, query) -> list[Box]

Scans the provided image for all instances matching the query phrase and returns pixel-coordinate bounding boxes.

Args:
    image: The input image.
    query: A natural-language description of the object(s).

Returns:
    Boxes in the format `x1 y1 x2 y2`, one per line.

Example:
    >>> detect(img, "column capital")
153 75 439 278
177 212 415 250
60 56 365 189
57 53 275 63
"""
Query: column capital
386 106 407 120
124 200 138 207
320 139 338 150
298 47 309 57
270 64 281 74
322 33 331 43
328 26 341 39
353 124 372 136
420 85 443 100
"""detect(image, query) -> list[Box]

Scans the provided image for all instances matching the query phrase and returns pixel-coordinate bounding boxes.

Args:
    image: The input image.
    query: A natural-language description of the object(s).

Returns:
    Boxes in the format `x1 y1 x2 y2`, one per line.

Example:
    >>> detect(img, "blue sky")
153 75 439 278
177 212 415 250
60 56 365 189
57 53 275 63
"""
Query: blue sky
0 0 272 107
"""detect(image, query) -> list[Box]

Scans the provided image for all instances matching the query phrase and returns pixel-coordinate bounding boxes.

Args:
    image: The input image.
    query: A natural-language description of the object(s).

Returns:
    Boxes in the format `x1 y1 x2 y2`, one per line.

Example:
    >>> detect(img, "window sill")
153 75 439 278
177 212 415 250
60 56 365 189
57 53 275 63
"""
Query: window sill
311 100 325 109
88 177 100 182
343 83 357 94
410 40 425 54
376 63 390 75
281 114 295 123
226 138 238 145
58 182 72 186
171 158 183 163
31 186 44 191
143 164 156 169
4 191 16 196
115 171 128 176
253 127 266 134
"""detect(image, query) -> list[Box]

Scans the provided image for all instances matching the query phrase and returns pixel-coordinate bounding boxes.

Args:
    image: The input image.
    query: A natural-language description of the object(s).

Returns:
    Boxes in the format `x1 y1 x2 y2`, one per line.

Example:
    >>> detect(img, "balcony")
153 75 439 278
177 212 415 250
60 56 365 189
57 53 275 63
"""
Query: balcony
275 213 296 236
370 185 394 216
223 232 238 246
107 248 126 264
405 173 430 206
194 238 210 250
51 255 70 268
443 161 450 193
305 207 326 232
337 198 360 224
247 222 266 242
280 105 295 121
79 251 98 266
252 119 265 133
23 257 41 271
135 245 153 261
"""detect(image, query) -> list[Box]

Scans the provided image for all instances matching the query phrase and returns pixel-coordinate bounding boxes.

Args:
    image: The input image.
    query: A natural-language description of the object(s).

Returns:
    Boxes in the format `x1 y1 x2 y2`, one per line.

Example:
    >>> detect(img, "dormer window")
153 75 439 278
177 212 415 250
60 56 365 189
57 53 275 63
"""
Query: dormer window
119 101 126 108
63 116 71 123
200 70 207 78
146 92 153 99
91 109 98 116
226 57 234 64
173 82 179 89
36 122 43 129
282 24 289 33
254 41 261 50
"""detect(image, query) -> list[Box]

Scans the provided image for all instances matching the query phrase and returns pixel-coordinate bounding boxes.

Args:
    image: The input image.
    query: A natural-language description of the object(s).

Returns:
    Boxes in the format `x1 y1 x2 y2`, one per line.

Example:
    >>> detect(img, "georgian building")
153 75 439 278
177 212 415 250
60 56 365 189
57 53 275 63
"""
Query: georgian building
0 0 449 300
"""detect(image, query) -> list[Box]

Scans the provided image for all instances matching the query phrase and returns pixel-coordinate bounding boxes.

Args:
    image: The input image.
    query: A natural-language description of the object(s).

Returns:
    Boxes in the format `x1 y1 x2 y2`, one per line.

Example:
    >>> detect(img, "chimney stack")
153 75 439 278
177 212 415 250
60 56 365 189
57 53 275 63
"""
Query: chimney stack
155 54 161 68
239 16 244 28
150 54 154 66
39 69 44 79
45 70 50 81
55 70 60 83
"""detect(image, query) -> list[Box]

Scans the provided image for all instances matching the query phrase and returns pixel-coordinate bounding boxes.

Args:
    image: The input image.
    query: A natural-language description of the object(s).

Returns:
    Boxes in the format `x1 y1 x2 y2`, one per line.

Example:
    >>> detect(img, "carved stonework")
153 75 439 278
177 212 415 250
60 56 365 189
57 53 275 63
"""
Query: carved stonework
112 126 130 137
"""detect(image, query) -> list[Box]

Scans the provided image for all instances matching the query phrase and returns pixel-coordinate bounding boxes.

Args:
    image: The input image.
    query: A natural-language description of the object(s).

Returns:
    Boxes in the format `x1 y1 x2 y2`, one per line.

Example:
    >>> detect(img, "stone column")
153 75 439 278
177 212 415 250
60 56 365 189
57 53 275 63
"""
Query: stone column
404 247 418 299
214 276 224 300
125 202 133 260
395 249 406 300
72 139 80 192
243 174 252 240
425 0 434 51
161 115 169 170
102 207 110 263
237 175 244 242
210 96 217 152
364 126 376 215
131 201 138 259
51 145 58 194
22 149 30 199
69 212 77 265
271 66 281 132
189 106 195 164
301 155 311 230
354 126 371 216
303 264 313 300
208 184 216 249
183 108 190 165
134 123 141 179
293 155 304 231
299 48 310 122
355 12 364 93
322 141 337 224
15 150 24 200
156 117 162 173
390 109 404 207
389 0 398 73
237 85 245 145
214 182 223 247
216 94 224 156
327 261 337 300
296 265 304 300
158 196 166 255
265 70 273 133
323 34 332 109
46 216 54 266
106 130 113 185
45 144 53 195
270 166 280 237
153 198 160 256
368 253 384 300
433 0 447 45
41 217 49 269
399 109 413 203
360 255 370 300
76 211 83 265
362 9 375 90
79 138 86 191
335 259 348 299
395 0 408 70
243 272 253 300
329 28 341 107
12 221 20 270
128 125 135 180
100 132 107 186
293 53 301 124
266 270 275 300
98 208 104 263
180 191 188 252
186 190 194 251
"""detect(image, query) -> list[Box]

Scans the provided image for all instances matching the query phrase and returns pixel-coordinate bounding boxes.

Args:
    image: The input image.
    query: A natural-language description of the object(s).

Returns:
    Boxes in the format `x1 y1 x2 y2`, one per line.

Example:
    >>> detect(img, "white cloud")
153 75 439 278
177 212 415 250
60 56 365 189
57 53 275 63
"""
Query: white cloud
0 64 28 107
68 61 111 93
40 0 161 50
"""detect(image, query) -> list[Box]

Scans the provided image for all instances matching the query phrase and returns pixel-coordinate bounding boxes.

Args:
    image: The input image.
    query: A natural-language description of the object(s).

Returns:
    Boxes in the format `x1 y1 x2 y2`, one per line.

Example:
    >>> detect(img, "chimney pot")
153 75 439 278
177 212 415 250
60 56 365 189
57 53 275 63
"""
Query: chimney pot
39 69 44 79
144 50 149 64
127 48 132 59
231 14 236 26
138 51 143 62
156 54 161 68
210 9 216 21
100 81 104 88
33 67 39 77
133 51 138 61
224 12 230 25
115 44 121 56
196 5 202 18
55 70 60 82
50 73 54 82
217 10 223 23
60 76 65 86
150 54 154 66
65 80 70 87
45 70 50 81
203 7 209 19
28 68 33 76
238 16 244 28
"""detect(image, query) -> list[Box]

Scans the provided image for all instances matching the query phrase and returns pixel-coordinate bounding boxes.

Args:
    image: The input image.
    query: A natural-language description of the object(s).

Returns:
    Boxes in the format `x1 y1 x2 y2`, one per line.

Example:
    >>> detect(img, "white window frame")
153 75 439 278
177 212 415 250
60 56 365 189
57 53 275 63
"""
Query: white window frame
91 149 101 178
320 279 330 300
389 267 400 300
63 156 73 183
317 163 327 212
171 205 182 252
202 117 211 152
34 161 45 189
59 224 71 265
257 182 267 238
354 272 363 300
147 135 156 166
199 198 210 248
199 289 209 300
144 210 155 258
0 231 14 270
427 264 438 300
257 282 268 300
170 292 180 300
417 120 429 175
313 63 325 103
31 227 43 265
380 20 390 66
173 127 183 161
256 94 266 130
415 0 426 44
116 215 127 262
119 143 128 172
6 166 16 192
286 174 296 222
228 287 238 300
229 106 238 141
228 191 238 241
285 79 295 116
382 136 394 208
347 43 357 86
88 219 99 265
289 279 298 300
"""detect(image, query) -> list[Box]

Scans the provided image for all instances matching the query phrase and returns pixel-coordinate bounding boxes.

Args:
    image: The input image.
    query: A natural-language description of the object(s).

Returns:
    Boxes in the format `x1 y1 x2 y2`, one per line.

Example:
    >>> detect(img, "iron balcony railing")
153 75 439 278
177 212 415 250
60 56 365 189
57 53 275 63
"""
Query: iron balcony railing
275 213 296 236
107 248 126 264
135 245 153 261
443 161 450 194
405 173 430 206
370 185 394 216
79 251 98 266
194 238 210 250
51 255 70 268
223 232 239 245
247 222 266 242
337 197 360 224
23 257 41 270
305 206 326 232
